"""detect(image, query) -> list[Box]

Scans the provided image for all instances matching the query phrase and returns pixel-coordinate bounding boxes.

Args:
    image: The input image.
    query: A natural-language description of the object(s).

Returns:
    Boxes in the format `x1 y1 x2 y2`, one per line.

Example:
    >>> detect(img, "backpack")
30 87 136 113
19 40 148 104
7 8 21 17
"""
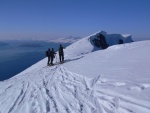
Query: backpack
45 51 49 57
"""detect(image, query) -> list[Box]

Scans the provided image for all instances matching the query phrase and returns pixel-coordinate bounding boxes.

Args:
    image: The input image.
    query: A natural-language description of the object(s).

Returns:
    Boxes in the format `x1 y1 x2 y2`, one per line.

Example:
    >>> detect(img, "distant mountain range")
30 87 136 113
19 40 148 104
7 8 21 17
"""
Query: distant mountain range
48 36 82 44
0 42 9 46
19 43 43 47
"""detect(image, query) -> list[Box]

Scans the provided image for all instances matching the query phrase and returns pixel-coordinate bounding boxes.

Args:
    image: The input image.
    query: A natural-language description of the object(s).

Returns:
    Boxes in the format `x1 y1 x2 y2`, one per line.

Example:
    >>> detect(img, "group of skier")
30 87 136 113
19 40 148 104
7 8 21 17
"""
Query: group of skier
46 44 64 65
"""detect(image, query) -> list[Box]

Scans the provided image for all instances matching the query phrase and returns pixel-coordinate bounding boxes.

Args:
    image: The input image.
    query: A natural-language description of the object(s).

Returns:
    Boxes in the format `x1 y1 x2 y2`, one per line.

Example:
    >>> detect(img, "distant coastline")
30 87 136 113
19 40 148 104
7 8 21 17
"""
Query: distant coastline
0 40 70 81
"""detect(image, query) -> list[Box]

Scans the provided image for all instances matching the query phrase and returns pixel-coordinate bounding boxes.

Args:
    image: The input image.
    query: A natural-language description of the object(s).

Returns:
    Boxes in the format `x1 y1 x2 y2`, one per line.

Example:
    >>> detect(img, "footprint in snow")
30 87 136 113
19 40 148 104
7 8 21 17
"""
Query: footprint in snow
128 83 150 91
140 83 150 89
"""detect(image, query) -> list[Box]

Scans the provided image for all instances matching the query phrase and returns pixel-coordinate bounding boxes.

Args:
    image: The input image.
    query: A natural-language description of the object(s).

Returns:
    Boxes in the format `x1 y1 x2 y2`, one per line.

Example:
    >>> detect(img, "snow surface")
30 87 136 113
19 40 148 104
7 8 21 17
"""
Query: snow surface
0 32 150 113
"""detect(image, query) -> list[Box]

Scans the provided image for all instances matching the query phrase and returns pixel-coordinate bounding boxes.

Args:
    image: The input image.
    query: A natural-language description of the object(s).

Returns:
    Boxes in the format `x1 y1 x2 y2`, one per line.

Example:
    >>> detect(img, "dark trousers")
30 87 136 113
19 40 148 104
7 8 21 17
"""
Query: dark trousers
47 57 51 65
59 53 64 62
50 56 54 64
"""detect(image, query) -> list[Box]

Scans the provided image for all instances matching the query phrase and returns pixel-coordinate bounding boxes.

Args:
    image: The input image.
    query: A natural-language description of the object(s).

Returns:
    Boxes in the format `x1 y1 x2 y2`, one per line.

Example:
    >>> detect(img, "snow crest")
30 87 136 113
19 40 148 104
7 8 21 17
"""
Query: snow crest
65 31 133 57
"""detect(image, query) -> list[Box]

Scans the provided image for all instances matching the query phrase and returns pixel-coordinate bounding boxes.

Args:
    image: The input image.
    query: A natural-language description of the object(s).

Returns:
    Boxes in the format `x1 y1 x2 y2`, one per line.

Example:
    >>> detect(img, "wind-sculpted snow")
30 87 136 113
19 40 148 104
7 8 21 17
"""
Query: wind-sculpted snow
0 64 150 113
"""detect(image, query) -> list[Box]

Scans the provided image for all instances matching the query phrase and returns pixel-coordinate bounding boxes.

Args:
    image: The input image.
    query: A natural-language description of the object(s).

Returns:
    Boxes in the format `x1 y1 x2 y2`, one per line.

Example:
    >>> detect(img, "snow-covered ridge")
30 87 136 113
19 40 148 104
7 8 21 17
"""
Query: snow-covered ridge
65 31 133 56
0 31 150 113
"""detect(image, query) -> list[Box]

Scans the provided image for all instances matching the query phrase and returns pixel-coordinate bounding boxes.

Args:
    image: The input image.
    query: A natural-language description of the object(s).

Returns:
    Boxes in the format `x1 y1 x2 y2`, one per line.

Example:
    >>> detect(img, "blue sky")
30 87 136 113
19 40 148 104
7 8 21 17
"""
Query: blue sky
0 0 150 40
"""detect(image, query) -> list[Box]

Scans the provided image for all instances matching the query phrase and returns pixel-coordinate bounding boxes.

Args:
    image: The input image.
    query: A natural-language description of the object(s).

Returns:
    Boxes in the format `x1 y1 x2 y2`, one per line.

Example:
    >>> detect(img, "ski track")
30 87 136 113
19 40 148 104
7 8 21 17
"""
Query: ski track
0 65 150 113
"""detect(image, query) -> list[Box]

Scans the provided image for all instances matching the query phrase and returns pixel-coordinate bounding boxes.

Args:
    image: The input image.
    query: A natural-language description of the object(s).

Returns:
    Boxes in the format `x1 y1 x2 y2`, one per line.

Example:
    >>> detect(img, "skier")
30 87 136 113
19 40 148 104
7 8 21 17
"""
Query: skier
50 48 56 65
59 44 64 63
46 48 51 65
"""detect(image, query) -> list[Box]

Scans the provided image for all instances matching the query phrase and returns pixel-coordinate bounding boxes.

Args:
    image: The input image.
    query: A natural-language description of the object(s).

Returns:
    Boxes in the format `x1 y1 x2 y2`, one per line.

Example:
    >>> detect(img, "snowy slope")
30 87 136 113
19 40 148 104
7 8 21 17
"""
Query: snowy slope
64 31 133 57
0 32 150 113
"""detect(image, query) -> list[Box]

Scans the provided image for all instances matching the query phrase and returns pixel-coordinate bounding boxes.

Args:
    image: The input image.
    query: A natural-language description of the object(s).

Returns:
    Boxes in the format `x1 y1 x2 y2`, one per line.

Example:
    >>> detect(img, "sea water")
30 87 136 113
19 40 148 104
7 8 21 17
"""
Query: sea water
0 40 70 81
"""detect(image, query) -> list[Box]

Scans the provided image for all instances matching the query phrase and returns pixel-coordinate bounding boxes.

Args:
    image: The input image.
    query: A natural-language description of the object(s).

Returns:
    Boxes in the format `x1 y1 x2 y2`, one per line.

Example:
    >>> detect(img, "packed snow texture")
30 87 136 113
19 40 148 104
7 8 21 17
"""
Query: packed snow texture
0 31 150 113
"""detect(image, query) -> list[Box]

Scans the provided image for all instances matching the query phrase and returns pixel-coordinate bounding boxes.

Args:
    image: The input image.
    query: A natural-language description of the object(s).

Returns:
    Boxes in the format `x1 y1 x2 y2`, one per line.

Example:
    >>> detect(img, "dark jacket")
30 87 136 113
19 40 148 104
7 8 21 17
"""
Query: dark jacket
59 46 64 55
46 49 51 57
50 50 56 58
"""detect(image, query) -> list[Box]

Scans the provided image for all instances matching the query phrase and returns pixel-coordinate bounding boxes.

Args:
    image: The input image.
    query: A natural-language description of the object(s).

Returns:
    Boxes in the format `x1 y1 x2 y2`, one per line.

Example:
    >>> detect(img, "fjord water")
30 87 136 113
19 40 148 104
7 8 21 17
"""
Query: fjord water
0 40 69 81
